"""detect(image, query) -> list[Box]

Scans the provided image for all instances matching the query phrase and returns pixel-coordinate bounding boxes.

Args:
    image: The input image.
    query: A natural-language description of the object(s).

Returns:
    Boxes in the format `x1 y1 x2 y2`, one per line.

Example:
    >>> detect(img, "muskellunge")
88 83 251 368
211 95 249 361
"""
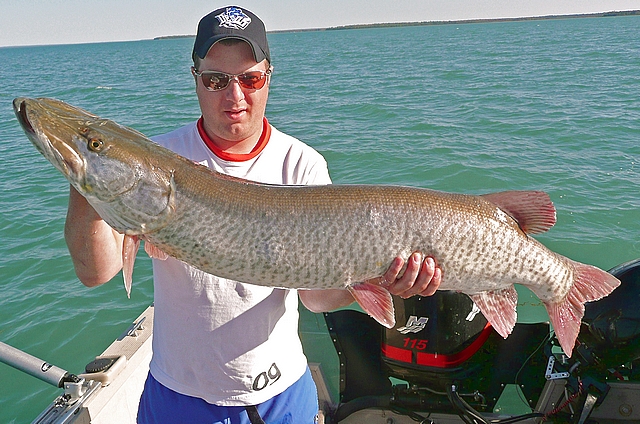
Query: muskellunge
13 97 620 357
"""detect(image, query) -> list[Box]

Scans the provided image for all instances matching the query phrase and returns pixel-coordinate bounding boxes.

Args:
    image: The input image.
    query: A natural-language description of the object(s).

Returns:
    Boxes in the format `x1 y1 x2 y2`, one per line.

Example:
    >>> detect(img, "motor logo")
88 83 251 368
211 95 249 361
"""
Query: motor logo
396 315 429 334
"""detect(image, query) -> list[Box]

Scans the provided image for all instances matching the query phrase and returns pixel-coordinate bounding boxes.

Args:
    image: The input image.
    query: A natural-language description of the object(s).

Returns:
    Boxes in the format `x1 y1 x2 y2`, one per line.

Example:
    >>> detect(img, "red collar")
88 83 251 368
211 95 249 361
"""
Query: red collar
197 117 271 162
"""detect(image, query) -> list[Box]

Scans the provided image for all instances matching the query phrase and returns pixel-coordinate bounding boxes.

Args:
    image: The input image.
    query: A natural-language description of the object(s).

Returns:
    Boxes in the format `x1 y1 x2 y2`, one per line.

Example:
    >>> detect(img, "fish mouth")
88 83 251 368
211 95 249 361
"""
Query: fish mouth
14 98 36 135
13 97 86 181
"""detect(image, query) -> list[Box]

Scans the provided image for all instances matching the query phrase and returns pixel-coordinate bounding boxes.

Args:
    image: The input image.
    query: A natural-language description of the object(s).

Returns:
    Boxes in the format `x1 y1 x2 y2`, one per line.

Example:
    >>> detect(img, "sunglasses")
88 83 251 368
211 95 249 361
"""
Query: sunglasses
191 67 272 91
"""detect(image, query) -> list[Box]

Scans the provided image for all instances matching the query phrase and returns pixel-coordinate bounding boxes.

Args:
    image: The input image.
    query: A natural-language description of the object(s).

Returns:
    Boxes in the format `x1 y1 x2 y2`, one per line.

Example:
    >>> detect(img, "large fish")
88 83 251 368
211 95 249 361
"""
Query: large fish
13 97 620 357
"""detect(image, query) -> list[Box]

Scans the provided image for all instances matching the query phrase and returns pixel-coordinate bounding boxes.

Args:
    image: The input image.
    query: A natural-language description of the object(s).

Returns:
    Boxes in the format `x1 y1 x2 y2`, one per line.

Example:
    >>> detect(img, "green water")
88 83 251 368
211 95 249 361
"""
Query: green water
0 15 639 422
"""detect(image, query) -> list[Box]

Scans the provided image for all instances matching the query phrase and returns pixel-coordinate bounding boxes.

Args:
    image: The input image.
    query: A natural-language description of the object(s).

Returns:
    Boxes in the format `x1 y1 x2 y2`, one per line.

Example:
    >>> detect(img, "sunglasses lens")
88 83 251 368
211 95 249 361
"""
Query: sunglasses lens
238 72 267 90
202 72 231 90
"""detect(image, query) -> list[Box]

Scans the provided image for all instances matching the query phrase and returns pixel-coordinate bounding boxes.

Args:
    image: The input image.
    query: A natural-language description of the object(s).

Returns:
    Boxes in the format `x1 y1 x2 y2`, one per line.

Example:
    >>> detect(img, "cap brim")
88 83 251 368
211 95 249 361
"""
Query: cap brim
193 35 268 63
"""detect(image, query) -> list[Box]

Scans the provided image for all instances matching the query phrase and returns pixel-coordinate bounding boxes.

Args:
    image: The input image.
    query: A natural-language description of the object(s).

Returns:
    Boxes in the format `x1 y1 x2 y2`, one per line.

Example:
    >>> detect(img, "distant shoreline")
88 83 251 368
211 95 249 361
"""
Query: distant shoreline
154 9 639 40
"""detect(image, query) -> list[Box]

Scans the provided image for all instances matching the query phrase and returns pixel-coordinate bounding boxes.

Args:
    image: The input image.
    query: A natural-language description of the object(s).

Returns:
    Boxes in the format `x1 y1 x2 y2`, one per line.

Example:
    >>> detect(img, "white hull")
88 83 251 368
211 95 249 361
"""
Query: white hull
33 306 153 424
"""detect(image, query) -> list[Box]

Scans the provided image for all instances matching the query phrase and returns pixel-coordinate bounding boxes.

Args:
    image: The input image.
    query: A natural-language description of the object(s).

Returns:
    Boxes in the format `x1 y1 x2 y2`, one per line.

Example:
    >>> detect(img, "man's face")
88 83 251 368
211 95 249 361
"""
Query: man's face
195 40 270 151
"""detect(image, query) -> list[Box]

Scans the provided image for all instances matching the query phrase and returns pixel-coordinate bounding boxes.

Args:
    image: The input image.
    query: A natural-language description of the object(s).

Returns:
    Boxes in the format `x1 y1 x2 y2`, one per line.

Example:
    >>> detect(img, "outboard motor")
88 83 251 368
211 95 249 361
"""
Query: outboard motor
382 291 492 389
381 291 549 413
325 291 550 420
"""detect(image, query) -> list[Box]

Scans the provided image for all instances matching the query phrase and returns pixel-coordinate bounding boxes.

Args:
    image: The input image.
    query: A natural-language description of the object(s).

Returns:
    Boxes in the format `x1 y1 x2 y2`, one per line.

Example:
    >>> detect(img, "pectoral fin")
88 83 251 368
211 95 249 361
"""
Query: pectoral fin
122 234 140 298
144 241 169 260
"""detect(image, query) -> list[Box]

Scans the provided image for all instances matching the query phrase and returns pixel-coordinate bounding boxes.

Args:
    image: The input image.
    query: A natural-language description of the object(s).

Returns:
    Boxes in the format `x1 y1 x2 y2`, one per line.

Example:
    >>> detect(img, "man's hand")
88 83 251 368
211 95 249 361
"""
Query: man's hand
370 253 442 299
299 252 442 313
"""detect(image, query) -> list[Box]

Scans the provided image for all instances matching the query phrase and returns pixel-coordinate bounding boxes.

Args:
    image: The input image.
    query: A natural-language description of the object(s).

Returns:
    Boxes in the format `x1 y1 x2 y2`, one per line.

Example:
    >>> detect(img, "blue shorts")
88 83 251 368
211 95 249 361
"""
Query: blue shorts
137 367 318 424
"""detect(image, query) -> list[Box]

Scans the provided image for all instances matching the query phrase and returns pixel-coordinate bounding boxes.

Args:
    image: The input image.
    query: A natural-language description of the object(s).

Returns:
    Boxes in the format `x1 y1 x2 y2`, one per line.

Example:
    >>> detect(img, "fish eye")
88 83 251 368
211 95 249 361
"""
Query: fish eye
88 138 104 151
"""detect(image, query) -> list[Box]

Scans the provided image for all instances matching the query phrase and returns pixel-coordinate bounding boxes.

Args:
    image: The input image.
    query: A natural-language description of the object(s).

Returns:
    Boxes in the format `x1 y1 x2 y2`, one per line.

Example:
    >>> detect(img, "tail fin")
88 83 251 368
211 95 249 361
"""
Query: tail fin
544 260 620 357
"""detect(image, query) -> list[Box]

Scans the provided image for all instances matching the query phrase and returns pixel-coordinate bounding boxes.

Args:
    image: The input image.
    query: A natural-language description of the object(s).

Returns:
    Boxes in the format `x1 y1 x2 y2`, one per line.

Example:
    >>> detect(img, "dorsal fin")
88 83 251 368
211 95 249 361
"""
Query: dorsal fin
481 190 556 234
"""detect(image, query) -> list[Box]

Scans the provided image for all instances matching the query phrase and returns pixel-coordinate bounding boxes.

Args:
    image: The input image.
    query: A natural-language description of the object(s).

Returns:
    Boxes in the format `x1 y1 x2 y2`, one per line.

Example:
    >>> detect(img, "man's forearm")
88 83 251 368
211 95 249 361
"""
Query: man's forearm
64 186 124 286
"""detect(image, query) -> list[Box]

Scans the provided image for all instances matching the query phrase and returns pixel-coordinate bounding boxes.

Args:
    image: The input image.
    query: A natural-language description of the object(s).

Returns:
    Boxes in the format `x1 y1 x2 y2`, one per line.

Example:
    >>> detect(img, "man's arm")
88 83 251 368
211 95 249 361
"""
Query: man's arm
299 252 442 313
64 186 124 287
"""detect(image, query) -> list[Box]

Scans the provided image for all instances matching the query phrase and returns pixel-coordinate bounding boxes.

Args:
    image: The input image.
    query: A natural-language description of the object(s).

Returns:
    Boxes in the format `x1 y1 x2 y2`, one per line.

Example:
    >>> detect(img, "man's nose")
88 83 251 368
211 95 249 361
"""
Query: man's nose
225 78 245 101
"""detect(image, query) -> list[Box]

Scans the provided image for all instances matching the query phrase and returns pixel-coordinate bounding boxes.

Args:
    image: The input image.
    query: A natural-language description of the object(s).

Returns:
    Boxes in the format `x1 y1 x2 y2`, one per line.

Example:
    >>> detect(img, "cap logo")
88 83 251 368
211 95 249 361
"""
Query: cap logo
215 7 251 30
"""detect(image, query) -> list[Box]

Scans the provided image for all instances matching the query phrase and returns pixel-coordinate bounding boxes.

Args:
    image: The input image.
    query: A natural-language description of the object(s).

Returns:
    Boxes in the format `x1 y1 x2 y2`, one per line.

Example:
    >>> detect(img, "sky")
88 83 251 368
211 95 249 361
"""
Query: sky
1 0 638 48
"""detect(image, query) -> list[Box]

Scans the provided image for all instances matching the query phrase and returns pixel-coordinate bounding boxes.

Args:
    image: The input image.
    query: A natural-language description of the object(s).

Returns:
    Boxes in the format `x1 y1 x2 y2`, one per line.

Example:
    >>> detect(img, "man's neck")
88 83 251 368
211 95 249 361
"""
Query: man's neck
197 117 271 162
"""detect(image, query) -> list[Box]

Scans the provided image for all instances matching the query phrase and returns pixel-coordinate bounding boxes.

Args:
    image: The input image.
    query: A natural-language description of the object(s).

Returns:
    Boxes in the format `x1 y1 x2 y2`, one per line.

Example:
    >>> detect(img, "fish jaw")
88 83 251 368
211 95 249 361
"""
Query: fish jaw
14 97 87 184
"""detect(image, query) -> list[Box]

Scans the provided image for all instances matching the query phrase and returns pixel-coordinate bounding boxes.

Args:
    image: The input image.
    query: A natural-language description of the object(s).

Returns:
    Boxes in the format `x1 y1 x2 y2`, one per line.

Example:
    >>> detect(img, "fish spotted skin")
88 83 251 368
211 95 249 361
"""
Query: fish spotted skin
13 97 620 357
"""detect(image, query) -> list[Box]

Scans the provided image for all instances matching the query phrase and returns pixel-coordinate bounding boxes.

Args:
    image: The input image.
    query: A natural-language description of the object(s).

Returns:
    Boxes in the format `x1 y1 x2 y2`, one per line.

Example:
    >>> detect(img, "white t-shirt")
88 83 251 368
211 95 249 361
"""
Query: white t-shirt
148 118 331 406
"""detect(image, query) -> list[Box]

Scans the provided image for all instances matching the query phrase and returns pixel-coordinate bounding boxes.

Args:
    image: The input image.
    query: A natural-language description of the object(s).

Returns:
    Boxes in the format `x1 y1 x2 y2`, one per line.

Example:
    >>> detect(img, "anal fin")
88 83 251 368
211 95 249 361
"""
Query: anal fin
470 286 519 338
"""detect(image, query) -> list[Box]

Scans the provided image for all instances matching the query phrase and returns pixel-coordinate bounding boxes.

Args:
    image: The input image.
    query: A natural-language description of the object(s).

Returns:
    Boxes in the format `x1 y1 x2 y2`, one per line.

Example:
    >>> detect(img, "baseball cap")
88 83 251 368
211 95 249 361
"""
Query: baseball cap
192 6 271 64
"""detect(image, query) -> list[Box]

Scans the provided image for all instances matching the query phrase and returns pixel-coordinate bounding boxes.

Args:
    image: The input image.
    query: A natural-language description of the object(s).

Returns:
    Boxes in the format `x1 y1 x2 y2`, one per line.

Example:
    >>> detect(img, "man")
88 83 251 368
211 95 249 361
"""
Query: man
64 6 442 423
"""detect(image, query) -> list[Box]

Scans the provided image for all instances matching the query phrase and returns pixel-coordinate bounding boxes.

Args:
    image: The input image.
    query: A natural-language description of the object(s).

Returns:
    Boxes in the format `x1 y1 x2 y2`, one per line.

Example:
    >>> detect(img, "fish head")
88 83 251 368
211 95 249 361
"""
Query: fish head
14 97 175 235
14 97 140 197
